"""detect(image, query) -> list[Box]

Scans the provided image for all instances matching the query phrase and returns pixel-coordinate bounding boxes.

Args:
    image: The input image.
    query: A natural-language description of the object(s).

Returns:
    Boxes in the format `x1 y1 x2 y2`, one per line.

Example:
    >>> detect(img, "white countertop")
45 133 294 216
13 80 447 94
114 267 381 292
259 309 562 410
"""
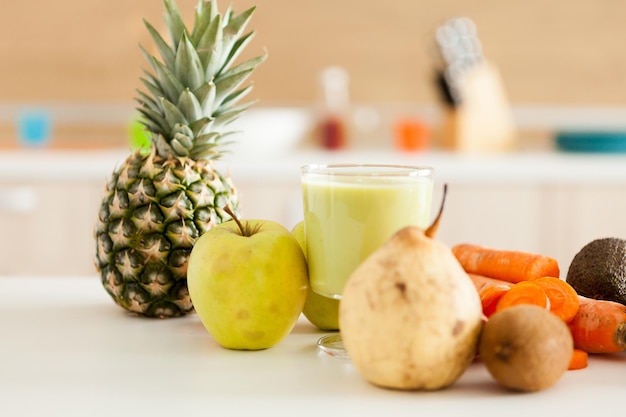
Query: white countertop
1 147 626 186
1 276 625 417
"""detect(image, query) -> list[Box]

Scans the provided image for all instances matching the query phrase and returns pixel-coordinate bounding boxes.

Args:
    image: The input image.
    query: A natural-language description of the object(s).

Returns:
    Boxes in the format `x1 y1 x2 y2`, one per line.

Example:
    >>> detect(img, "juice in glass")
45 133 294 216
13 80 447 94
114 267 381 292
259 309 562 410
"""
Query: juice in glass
301 164 433 299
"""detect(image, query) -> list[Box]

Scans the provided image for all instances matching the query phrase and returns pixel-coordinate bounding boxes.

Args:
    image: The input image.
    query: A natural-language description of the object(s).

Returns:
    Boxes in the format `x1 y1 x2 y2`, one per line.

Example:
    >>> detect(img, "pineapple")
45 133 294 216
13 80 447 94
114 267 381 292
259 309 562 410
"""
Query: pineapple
95 0 264 318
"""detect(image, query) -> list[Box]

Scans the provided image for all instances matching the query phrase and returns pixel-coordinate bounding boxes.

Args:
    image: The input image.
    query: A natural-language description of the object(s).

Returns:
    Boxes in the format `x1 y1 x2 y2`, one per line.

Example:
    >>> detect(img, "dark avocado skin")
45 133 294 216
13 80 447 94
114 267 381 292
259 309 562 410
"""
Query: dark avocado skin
566 238 626 305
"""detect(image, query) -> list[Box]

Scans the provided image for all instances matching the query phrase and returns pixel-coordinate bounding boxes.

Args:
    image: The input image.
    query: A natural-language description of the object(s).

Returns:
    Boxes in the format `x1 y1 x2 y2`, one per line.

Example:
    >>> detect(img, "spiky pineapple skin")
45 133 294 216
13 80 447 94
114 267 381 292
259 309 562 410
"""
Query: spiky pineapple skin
95 148 239 318
94 0 263 318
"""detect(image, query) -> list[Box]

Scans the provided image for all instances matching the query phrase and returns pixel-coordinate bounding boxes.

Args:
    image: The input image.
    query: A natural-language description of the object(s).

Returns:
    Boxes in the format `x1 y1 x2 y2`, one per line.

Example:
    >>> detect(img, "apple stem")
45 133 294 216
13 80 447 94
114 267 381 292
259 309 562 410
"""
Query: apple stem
223 205 246 236
425 183 447 239
222 205 261 237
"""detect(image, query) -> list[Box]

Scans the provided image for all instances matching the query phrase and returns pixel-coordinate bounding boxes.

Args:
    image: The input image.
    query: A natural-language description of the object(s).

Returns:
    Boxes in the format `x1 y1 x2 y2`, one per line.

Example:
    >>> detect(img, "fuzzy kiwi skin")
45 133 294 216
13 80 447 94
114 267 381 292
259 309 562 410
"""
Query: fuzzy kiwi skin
479 305 573 392
566 237 626 305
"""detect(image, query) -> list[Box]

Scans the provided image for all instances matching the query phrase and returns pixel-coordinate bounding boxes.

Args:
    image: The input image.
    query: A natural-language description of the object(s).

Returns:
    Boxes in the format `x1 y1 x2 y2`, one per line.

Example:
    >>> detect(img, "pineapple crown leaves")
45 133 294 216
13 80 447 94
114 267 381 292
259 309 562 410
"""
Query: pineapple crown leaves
135 0 266 160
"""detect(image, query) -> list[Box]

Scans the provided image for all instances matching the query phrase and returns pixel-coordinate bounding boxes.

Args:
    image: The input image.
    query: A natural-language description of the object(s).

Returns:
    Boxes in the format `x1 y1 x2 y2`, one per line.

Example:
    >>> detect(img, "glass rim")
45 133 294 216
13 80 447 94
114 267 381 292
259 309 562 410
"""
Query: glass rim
301 163 433 178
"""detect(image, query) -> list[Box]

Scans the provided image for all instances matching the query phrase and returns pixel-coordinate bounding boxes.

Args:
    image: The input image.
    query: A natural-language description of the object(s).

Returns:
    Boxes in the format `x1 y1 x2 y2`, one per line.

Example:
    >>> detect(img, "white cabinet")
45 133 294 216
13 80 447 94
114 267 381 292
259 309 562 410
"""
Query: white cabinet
548 185 626 275
1 149 625 277
235 182 303 232
434 184 591 274
0 181 105 276
434 184 545 253
237 181 626 277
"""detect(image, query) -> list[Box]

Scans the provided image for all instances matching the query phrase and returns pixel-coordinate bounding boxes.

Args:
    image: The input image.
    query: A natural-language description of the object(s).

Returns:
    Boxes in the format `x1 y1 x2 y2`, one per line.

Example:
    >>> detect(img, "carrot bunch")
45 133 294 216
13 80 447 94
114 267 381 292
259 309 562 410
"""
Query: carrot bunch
474 274 579 323
454 243 626 370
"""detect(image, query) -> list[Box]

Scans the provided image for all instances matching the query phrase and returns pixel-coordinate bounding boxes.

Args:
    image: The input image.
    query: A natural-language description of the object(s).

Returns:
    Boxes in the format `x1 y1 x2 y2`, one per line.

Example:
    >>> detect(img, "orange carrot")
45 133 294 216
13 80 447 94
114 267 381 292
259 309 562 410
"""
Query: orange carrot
532 277 580 323
568 349 588 370
468 274 512 317
470 274 582 323
479 286 509 318
568 296 626 353
468 273 513 293
452 243 560 283
495 281 549 312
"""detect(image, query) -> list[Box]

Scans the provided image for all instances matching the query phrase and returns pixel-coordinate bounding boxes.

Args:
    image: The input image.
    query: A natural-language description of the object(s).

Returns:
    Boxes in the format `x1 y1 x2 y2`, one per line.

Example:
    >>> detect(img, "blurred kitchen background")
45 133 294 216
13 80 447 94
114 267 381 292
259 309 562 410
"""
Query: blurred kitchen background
4 0 626 145
1 0 626 277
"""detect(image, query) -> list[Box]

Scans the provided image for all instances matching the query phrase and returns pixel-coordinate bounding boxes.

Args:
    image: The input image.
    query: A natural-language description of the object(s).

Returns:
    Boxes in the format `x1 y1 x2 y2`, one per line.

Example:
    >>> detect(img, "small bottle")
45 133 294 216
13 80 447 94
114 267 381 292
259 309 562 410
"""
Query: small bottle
317 66 350 150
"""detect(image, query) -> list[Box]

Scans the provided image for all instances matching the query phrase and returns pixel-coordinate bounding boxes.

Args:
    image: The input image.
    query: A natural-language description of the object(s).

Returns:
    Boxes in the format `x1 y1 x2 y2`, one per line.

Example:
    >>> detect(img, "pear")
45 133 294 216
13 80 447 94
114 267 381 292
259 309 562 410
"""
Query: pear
339 185 483 390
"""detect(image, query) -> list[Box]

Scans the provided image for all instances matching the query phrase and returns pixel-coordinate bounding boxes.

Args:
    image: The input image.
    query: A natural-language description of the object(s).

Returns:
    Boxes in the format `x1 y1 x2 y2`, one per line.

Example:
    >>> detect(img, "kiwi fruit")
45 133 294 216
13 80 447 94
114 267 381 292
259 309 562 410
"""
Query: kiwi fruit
566 237 626 305
479 304 573 392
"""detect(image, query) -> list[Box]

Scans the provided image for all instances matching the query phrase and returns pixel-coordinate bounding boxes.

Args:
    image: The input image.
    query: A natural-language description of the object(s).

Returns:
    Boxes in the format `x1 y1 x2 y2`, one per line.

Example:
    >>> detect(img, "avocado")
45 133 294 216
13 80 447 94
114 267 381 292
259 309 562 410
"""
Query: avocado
566 237 626 305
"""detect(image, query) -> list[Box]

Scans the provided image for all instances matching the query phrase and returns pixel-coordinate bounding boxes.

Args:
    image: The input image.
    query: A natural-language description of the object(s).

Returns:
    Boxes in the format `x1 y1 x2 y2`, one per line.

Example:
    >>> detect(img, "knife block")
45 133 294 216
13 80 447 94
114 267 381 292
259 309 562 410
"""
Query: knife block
439 62 516 152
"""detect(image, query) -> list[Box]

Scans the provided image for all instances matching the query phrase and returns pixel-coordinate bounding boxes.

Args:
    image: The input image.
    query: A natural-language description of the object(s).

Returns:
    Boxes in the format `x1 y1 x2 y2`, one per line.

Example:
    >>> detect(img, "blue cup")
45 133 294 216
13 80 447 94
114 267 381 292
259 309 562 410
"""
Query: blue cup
17 109 52 147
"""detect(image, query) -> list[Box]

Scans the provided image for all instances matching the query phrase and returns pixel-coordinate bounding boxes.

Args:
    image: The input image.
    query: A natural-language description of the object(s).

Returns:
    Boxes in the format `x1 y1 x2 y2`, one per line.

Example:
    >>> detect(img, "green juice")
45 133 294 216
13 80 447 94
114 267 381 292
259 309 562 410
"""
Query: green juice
302 174 433 298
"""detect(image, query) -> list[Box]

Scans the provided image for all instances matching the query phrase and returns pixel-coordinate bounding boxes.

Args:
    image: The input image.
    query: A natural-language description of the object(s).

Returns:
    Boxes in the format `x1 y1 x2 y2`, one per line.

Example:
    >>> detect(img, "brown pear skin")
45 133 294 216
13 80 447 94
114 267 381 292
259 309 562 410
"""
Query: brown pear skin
339 185 483 390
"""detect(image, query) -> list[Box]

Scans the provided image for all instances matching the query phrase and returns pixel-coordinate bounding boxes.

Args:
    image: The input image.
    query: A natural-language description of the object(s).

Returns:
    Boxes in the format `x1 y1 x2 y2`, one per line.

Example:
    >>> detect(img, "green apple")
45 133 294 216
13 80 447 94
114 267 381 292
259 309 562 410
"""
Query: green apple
291 221 340 331
188 210 308 350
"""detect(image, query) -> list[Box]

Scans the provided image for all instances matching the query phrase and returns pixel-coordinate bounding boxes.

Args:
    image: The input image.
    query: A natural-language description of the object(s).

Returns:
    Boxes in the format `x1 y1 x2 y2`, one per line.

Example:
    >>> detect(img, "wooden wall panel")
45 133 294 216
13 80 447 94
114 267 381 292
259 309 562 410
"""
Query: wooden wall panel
1 0 626 105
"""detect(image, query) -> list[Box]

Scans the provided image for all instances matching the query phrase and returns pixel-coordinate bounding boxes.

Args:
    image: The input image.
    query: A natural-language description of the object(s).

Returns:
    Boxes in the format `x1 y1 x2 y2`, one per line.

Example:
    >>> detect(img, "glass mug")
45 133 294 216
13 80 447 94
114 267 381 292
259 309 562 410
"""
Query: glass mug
301 164 434 356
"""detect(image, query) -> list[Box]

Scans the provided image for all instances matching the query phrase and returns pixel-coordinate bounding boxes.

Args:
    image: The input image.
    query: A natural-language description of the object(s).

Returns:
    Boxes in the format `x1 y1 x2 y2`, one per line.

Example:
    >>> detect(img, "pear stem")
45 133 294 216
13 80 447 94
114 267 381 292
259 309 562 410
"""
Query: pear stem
425 183 448 239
